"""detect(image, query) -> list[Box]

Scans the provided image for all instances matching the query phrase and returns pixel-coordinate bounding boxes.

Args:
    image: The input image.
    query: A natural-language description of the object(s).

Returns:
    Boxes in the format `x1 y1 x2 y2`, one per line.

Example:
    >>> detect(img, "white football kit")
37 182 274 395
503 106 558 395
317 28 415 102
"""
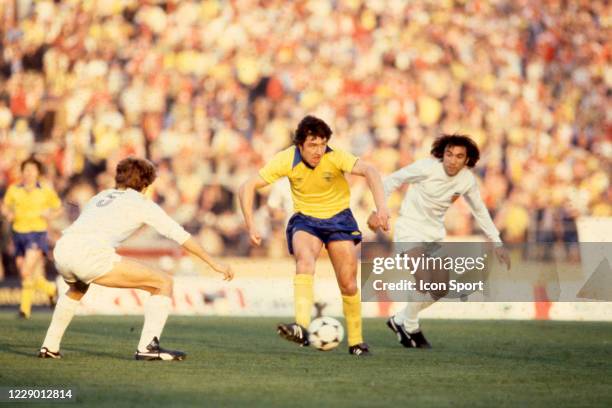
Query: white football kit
383 158 503 334
384 158 501 243
54 188 190 284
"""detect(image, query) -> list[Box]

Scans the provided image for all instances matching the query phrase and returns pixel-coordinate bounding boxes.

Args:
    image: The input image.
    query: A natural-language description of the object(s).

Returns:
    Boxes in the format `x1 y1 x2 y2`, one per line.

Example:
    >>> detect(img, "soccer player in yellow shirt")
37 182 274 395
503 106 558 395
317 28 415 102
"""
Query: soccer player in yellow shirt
2 157 62 319
239 116 389 356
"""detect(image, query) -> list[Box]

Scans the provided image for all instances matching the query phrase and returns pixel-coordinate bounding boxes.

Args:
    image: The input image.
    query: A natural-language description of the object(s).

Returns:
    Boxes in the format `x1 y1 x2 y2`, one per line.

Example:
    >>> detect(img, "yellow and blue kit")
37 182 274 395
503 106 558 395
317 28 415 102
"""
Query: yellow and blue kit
259 145 362 254
3 183 61 256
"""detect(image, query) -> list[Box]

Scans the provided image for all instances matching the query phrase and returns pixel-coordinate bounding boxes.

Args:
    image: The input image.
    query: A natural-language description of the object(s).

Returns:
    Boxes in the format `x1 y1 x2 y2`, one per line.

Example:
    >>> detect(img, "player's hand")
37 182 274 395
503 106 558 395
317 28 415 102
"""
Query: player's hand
3 210 14 222
214 263 234 281
375 208 390 232
248 227 262 246
367 211 380 231
495 246 511 270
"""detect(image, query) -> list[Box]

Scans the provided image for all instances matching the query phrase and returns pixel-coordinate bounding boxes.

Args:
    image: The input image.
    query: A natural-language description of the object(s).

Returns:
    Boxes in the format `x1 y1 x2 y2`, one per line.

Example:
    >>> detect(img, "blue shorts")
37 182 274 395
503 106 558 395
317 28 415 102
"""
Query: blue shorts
286 209 362 255
12 231 49 257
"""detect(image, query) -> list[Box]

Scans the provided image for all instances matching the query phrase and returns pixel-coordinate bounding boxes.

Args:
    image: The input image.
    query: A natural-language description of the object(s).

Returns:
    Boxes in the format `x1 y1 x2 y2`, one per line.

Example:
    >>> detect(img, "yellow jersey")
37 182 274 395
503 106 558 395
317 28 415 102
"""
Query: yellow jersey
259 146 358 219
3 183 61 233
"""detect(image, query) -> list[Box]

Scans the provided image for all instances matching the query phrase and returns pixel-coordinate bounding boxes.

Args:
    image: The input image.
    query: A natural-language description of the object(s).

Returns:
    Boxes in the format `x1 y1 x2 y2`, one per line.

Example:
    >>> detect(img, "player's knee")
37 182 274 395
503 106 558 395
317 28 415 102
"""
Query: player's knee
338 279 358 296
25 249 42 261
295 253 316 273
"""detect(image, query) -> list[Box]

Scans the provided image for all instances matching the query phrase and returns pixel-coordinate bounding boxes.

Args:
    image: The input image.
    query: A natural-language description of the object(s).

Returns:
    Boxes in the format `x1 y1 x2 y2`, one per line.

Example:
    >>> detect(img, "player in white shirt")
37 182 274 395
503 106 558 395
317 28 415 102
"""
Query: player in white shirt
39 158 233 361
368 135 510 348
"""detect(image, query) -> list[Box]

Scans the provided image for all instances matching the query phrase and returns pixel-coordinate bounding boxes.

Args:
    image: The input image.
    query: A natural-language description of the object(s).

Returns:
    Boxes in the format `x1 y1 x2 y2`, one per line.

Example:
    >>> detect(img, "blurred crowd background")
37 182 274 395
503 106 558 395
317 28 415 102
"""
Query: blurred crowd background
0 0 610 273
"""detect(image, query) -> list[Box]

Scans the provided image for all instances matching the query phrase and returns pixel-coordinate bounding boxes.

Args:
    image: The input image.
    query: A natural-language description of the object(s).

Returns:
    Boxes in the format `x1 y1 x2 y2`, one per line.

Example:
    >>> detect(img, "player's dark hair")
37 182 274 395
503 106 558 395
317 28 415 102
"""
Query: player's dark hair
430 134 480 168
20 156 44 174
115 157 157 192
293 115 333 146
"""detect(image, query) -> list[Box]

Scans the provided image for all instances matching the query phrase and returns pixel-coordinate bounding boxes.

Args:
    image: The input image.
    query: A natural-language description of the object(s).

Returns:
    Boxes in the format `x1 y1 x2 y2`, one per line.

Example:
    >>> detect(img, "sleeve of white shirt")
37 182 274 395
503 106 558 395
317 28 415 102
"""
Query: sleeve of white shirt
140 199 191 245
383 159 431 198
463 179 502 244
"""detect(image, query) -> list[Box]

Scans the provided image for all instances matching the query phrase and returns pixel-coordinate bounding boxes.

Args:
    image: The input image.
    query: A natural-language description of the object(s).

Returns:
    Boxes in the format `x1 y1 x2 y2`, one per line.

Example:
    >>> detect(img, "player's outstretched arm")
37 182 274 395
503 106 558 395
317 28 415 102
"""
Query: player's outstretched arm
351 160 389 231
42 188 63 221
0 204 14 222
140 200 233 279
238 175 270 246
464 181 511 270
182 237 234 281
1 187 15 222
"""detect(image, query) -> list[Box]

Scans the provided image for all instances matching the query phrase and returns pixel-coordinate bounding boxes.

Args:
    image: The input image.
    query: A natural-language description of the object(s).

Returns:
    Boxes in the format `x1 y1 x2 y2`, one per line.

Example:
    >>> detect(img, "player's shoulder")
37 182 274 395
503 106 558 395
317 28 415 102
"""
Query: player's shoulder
325 146 353 158
324 146 357 168
5 183 19 194
122 188 148 202
39 182 58 194
457 167 477 188
458 167 477 181
270 146 296 165
417 157 438 167
409 157 438 173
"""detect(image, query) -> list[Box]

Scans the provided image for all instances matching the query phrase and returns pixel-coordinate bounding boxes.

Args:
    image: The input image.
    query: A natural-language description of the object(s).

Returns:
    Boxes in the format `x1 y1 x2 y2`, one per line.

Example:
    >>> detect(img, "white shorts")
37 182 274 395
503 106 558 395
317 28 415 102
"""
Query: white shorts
392 225 443 257
53 234 122 284
393 217 444 243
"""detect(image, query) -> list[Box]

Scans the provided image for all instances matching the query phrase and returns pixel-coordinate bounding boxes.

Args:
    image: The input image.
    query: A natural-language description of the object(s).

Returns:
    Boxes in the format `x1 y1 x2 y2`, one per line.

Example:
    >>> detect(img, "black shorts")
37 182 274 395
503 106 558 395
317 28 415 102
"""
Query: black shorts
285 209 362 255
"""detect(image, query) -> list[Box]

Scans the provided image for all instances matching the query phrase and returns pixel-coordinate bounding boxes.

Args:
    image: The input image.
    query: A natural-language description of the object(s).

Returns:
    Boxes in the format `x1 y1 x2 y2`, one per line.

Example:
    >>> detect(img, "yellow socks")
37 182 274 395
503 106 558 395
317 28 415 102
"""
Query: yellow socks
294 274 364 346
35 276 57 298
342 293 363 346
20 278 34 318
294 274 314 328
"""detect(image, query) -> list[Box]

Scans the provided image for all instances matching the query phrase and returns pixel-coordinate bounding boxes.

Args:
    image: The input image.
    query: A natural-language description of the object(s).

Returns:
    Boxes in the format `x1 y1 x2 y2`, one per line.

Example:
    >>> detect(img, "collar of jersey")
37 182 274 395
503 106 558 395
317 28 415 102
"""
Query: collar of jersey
293 146 333 169
18 182 41 189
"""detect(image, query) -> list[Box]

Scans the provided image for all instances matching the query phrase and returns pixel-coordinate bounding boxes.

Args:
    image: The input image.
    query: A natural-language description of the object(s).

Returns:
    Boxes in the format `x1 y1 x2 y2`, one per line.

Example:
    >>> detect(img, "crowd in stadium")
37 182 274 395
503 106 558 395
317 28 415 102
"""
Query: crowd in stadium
0 0 609 268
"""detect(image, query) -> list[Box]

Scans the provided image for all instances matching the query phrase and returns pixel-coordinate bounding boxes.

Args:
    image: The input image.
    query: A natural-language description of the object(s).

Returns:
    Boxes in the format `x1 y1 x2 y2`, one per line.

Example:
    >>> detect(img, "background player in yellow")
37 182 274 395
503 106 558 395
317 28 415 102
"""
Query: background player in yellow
239 115 389 356
2 157 62 319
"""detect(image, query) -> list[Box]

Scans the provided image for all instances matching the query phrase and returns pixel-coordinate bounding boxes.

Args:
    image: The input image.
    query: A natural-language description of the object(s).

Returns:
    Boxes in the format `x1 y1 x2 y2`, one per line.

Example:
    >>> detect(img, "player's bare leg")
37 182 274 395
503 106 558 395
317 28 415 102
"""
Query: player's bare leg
277 231 323 346
93 259 185 360
328 240 369 356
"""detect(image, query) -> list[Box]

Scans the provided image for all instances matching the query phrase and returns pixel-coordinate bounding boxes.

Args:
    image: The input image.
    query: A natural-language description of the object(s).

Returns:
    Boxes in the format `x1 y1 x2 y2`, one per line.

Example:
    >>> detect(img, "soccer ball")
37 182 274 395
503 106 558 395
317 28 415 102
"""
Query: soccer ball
308 317 344 351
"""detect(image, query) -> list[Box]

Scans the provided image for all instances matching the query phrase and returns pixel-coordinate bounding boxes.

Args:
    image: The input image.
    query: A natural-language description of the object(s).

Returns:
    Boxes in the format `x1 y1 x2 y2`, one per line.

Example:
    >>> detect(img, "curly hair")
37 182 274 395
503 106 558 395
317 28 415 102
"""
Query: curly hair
292 115 333 145
115 157 157 191
430 134 480 168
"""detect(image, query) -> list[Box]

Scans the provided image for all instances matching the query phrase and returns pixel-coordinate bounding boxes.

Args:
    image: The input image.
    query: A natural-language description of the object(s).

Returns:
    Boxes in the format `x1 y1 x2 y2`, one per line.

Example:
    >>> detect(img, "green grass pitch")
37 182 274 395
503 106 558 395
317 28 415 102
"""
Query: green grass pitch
1 312 611 407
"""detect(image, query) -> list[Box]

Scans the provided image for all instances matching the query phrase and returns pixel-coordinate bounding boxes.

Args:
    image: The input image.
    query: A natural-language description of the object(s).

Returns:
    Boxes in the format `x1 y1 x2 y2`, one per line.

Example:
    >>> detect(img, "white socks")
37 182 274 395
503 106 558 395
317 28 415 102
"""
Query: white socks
42 295 80 352
137 295 171 352
393 291 435 333
41 293 172 353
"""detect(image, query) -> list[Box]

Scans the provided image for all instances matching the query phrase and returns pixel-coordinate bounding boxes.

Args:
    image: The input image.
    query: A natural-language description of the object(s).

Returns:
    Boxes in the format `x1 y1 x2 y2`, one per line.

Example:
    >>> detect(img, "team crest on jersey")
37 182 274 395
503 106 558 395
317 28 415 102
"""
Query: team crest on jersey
451 193 461 203
323 172 333 182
